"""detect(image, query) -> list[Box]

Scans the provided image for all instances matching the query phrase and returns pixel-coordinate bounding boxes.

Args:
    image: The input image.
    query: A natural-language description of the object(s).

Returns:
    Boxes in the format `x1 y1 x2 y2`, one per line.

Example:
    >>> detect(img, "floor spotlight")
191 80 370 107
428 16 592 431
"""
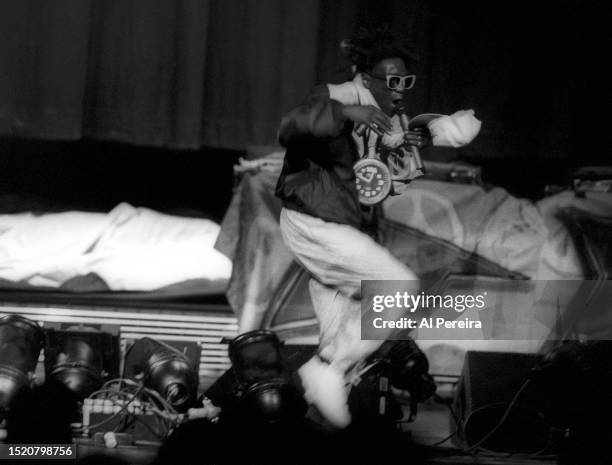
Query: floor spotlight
124 338 199 413
0 315 44 409
227 330 307 423
44 324 120 400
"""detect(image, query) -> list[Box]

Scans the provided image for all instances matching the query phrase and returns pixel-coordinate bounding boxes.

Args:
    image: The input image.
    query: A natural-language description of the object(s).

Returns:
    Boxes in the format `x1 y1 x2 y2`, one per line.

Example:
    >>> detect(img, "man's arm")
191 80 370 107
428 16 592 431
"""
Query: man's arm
278 85 345 147
278 85 392 147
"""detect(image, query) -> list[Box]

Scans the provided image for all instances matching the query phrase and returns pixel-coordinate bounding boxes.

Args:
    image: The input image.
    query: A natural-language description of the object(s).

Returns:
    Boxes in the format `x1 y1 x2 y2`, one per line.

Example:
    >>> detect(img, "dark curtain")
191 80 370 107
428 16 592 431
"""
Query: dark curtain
0 0 325 149
425 1 608 169
350 0 608 171
0 0 93 141
0 0 608 165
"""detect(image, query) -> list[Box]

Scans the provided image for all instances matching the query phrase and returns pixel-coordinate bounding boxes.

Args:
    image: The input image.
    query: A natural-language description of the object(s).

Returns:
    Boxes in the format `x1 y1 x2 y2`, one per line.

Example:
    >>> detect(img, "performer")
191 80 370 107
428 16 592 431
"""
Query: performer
275 27 426 428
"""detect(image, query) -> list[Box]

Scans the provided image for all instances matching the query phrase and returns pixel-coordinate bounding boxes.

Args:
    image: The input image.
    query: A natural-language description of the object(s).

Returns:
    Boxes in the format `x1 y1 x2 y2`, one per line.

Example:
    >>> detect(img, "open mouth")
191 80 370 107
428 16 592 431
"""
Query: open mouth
391 99 404 114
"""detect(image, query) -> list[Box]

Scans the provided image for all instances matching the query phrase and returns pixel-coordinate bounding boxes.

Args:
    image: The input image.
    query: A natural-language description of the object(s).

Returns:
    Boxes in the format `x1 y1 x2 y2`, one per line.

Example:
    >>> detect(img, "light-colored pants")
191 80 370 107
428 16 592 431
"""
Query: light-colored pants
279 208 419 373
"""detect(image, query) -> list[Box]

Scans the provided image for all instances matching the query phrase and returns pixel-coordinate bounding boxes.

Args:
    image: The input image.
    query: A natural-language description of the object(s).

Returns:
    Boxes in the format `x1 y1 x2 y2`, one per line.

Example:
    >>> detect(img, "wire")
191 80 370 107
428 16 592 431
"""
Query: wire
108 395 178 439
398 376 559 458
86 377 182 440
102 378 141 390
112 413 135 434
88 388 135 401
425 396 462 447
428 430 458 447
87 384 144 430
426 379 561 459
134 414 167 440
461 378 532 454
434 394 461 426
112 408 168 440
93 378 178 415
142 386 178 414
395 374 538 455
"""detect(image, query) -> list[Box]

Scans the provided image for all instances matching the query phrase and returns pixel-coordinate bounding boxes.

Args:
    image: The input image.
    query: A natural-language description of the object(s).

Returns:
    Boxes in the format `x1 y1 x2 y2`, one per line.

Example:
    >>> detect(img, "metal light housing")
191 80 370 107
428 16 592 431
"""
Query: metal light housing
0 315 44 409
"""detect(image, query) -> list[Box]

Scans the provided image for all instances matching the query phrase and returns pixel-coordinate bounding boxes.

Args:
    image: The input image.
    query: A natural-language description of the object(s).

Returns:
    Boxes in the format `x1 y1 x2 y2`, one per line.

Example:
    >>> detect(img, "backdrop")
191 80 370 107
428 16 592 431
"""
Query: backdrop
0 0 607 168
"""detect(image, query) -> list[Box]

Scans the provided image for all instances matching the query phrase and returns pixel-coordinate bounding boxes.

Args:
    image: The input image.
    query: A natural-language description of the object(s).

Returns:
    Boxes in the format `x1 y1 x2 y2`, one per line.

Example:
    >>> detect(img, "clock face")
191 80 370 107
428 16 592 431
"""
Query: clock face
354 158 392 205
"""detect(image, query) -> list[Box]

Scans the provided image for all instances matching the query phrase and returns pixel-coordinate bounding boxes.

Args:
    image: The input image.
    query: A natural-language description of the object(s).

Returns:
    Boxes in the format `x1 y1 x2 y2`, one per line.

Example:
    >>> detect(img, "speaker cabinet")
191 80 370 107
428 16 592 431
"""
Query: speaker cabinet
452 351 551 454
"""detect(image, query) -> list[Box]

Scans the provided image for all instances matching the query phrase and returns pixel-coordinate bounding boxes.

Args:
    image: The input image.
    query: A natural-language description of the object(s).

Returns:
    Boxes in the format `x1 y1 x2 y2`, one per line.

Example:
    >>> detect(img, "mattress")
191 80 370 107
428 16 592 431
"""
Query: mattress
0 201 238 380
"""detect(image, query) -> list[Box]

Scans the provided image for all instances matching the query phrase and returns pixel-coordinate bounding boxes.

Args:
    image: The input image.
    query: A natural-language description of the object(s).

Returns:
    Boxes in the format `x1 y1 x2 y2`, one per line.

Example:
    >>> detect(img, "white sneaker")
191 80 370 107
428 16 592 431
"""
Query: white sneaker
298 356 351 428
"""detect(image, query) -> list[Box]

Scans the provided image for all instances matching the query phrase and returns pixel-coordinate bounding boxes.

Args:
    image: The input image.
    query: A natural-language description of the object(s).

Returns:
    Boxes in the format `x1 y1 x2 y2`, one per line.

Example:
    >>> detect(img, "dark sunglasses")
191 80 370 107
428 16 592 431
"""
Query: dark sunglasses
369 73 416 91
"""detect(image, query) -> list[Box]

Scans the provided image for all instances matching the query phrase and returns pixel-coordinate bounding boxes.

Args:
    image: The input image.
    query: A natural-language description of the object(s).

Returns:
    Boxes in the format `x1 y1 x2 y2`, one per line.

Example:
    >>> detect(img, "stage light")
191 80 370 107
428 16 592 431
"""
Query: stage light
242 378 307 424
0 315 44 409
124 338 199 413
228 330 284 384
46 335 103 399
44 325 120 400
228 330 307 423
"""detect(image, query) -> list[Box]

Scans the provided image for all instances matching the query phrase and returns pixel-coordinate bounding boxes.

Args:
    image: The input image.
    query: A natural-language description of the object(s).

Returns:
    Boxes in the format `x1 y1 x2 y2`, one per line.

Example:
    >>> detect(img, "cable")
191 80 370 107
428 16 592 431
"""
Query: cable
97 378 179 415
436 394 461 426
134 414 167 440
461 378 532 454
142 386 178 414
87 388 135 401
103 378 177 413
428 430 458 447
87 384 144 430
396 377 538 453
108 394 177 439
102 378 141 390
112 408 168 440
424 396 462 447
86 377 184 440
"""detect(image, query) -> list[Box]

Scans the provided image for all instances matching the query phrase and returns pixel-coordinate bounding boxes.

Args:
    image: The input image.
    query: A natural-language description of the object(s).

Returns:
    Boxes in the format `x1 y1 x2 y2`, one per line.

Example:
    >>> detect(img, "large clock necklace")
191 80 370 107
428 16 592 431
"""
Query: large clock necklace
353 128 392 205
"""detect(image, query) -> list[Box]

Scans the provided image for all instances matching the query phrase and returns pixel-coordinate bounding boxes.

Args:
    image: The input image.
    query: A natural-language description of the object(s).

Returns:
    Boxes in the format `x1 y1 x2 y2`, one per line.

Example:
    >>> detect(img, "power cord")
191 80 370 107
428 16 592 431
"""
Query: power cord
461 378 532 454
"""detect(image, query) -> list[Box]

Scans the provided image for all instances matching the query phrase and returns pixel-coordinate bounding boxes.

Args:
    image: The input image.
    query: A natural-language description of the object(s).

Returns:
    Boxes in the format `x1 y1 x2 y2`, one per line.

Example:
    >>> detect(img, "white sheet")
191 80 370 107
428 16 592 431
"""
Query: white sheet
383 181 612 281
0 203 232 291
383 182 612 353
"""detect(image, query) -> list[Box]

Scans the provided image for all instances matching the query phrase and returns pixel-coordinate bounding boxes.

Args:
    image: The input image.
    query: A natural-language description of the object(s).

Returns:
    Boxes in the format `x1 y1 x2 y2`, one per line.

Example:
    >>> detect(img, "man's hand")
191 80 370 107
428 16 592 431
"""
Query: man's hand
403 128 430 149
341 105 392 136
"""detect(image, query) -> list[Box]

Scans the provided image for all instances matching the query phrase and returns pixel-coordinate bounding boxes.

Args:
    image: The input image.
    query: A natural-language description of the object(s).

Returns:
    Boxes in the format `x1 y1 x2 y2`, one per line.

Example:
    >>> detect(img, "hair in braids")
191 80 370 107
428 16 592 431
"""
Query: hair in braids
340 26 419 73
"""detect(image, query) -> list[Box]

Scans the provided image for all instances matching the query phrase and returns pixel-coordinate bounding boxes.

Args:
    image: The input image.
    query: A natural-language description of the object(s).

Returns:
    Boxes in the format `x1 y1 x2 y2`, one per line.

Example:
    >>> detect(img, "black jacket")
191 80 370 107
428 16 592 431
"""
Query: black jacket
275 86 365 229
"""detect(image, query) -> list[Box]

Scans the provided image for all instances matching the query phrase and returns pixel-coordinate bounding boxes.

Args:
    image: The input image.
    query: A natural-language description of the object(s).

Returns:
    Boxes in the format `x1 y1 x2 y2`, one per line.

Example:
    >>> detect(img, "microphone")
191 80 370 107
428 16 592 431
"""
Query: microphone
397 110 426 176
398 112 411 134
